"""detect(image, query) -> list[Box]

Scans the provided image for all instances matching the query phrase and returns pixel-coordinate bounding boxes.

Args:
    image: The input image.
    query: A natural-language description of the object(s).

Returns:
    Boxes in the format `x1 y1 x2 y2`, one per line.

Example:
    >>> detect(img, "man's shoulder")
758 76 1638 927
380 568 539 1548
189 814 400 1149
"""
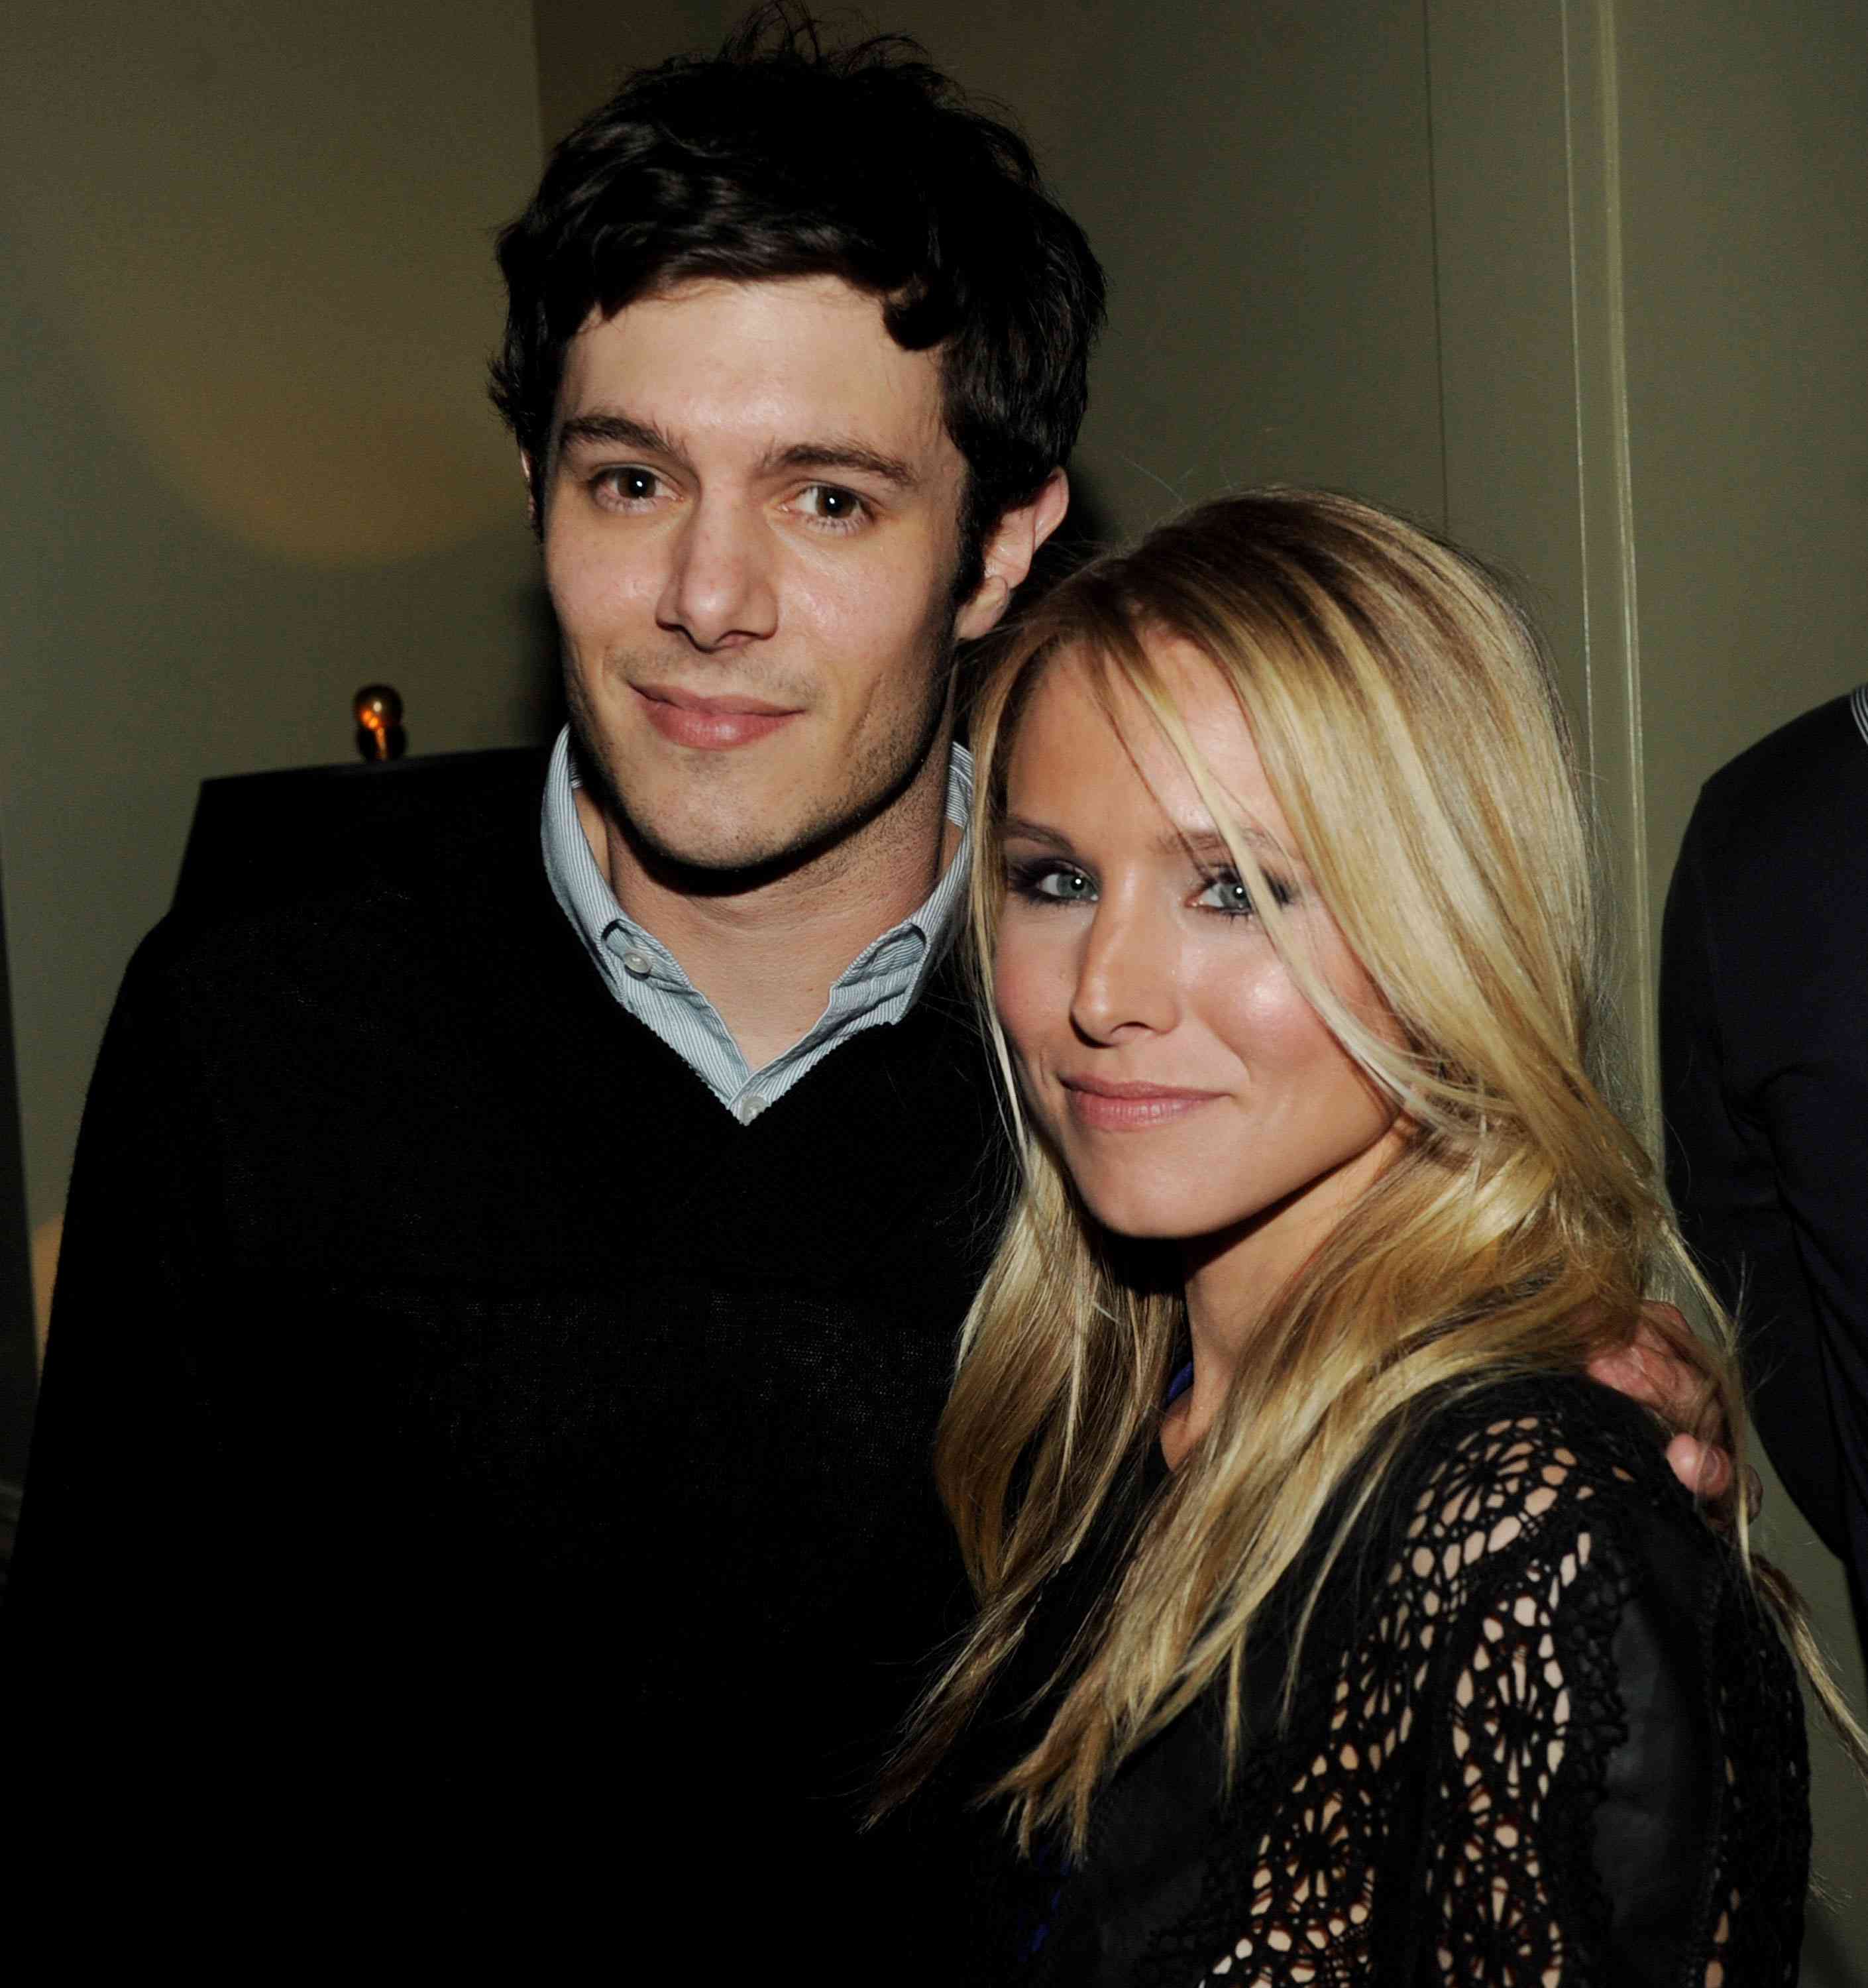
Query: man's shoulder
1690 686 1868 849
1675 690 1868 960
129 746 559 1022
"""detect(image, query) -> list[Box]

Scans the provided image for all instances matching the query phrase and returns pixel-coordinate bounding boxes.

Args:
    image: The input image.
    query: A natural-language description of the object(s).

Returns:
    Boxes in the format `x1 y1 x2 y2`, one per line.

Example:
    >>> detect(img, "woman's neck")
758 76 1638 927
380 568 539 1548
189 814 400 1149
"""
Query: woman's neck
1163 1125 1407 1469
1159 1272 1254 1472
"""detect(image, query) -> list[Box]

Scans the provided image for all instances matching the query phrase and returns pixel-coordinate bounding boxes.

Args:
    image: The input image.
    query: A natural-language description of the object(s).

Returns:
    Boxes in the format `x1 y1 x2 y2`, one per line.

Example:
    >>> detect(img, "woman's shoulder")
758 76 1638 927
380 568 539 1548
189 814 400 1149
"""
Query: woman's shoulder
1375 1368 1713 1578
1321 1368 1759 1701
1362 1373 1810 1982
1139 1376 1808 1988
1345 1370 1807 1830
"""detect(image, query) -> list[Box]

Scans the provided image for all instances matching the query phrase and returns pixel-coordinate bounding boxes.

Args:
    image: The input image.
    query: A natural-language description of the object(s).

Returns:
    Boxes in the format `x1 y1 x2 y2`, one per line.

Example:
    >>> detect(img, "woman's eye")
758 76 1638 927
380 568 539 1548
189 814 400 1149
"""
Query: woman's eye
1192 870 1295 917
1040 867 1094 901
1194 874 1256 916
1008 859 1095 905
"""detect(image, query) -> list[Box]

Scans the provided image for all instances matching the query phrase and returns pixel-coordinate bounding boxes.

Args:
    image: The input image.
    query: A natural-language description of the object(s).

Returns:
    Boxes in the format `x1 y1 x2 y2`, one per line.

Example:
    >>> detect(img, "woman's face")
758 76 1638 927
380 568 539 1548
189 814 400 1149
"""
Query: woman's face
994 641 1407 1268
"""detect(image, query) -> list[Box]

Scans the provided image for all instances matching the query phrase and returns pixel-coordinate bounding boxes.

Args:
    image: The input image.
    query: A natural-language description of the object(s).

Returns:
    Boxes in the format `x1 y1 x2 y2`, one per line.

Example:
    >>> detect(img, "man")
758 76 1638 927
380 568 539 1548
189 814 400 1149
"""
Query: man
1661 684 1868 1622
7 13 1094 1960
9 6 1718 1962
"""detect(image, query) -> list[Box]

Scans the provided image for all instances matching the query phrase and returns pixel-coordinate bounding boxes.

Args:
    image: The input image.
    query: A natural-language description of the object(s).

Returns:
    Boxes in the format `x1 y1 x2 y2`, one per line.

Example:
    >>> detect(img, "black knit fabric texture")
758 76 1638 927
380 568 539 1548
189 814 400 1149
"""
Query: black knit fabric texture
6 758 1007 1970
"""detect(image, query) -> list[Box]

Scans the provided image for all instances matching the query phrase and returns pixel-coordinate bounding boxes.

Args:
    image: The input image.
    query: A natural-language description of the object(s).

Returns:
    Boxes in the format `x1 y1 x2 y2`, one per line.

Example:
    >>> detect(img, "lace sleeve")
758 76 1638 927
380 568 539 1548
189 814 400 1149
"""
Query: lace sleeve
1412 1411 1794 1987
1180 1400 1804 1988
1414 1441 1624 1983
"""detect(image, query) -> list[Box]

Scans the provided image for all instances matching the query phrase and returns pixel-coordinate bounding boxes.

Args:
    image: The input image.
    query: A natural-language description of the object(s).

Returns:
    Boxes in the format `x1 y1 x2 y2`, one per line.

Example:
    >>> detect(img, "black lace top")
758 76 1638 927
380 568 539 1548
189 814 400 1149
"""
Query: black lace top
961 1375 1810 1987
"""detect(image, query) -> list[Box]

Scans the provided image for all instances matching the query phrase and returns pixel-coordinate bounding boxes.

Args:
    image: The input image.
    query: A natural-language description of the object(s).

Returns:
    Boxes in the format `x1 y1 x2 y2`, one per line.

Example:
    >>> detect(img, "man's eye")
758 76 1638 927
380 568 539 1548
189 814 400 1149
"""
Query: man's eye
797 484 867 524
596 467 661 504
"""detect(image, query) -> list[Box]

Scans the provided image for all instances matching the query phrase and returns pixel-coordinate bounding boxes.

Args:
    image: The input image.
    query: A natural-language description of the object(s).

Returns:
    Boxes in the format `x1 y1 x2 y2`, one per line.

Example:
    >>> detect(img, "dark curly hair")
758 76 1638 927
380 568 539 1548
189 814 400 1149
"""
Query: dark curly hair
489 4 1105 594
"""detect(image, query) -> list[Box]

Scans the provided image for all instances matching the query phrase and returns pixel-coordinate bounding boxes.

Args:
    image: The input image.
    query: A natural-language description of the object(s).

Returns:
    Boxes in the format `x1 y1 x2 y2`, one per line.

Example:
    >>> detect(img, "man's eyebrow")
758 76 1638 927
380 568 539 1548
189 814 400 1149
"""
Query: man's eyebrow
555 411 682 461
551 415 920 492
758 439 922 491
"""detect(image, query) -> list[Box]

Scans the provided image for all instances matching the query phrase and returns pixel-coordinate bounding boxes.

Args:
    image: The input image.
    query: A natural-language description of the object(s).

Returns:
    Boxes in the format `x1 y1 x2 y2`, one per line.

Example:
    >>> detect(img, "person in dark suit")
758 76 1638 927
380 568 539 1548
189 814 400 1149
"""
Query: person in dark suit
1661 683 1868 1618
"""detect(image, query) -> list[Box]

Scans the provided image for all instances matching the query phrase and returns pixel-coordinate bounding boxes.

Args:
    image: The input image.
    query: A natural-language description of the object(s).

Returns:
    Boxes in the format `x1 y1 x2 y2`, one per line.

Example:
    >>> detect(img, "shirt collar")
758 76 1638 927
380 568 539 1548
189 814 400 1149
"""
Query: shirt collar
539 725 973 1106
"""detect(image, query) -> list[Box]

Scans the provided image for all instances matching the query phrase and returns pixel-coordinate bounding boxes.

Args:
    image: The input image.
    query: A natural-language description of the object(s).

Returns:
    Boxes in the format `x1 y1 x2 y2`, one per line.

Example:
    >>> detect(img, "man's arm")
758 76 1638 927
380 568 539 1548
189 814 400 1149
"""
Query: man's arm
4 934 232 1776
1658 808 1849 1555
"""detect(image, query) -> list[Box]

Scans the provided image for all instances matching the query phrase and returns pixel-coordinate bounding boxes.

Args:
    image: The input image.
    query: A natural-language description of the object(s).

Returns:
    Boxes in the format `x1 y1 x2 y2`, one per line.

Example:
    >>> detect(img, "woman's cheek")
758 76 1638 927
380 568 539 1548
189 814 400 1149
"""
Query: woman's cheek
994 916 1069 1062
1185 946 1288 1064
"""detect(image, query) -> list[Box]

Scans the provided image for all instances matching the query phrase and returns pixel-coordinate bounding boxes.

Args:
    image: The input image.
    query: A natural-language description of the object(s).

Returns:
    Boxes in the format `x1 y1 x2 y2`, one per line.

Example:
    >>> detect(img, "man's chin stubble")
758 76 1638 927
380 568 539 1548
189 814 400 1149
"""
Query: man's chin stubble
565 655 955 897
567 727 945 899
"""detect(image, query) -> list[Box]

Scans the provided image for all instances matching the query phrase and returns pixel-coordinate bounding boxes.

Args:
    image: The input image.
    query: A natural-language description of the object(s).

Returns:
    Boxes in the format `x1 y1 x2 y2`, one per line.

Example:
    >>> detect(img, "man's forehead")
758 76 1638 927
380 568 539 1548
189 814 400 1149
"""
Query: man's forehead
575 270 891 334
554 274 952 457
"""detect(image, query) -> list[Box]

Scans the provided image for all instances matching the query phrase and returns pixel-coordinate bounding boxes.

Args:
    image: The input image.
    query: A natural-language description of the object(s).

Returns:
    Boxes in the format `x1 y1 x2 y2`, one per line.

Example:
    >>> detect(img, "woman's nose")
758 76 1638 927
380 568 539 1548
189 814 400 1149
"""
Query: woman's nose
1068 897 1178 1042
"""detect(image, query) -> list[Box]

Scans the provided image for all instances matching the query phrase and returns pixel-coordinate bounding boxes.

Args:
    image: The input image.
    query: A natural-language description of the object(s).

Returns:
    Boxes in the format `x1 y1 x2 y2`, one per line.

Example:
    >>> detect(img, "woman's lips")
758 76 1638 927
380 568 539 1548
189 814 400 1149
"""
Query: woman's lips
1059 1078 1222 1131
633 683 802 750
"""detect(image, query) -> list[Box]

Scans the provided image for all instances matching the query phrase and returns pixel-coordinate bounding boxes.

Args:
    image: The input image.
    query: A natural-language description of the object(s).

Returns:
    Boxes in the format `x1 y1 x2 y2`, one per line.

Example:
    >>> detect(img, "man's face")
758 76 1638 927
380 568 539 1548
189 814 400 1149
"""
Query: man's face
539 275 986 876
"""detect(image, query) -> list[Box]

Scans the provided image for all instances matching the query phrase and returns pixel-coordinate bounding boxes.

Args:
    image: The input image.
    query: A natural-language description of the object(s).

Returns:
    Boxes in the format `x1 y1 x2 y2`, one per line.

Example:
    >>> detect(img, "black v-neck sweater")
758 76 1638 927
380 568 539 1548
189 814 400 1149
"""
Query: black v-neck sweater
8 759 1009 1961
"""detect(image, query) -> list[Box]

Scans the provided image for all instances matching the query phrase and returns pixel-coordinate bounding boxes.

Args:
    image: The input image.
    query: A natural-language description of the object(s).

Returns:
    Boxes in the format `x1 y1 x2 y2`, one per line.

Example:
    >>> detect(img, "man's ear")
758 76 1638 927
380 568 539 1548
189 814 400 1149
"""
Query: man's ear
954 469 1071 643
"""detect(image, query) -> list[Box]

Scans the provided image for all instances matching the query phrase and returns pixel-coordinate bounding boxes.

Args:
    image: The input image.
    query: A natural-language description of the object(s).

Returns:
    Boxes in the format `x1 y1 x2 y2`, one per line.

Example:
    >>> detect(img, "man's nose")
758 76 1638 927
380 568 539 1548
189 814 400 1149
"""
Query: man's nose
655 497 779 651
1069 895 1179 1043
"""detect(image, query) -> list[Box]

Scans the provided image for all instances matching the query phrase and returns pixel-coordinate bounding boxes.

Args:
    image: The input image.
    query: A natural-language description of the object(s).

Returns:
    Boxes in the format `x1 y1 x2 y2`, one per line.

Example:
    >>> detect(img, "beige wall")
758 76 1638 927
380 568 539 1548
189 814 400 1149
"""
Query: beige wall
1620 0 1868 944
535 0 724 150
531 0 1868 1966
0 1 551 1291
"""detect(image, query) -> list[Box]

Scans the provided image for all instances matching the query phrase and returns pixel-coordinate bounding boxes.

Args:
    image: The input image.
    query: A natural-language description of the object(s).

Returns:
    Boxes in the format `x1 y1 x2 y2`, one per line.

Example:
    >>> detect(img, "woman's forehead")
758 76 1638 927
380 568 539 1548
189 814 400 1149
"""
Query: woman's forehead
1007 639 1298 854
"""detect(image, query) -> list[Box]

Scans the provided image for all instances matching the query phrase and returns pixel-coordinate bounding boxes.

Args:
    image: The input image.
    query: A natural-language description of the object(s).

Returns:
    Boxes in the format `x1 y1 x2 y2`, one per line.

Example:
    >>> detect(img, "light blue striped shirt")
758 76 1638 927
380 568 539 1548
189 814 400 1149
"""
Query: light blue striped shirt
540 726 973 1123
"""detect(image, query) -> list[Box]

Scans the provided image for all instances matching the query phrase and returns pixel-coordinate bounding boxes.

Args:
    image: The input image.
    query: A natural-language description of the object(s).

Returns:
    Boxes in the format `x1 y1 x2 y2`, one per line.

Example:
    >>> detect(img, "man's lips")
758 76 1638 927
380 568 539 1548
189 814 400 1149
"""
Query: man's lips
1058 1076 1223 1130
632 682 803 750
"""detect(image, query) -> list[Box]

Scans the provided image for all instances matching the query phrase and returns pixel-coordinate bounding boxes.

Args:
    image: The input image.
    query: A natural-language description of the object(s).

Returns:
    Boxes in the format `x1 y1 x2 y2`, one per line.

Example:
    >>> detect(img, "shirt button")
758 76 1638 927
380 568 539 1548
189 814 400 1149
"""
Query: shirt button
734 1092 767 1125
620 948 653 979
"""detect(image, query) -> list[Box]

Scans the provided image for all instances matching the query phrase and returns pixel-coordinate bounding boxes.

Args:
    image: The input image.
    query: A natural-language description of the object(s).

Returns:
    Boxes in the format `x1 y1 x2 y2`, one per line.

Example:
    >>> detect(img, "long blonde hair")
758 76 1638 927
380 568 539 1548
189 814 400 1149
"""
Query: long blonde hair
881 486 1861 1849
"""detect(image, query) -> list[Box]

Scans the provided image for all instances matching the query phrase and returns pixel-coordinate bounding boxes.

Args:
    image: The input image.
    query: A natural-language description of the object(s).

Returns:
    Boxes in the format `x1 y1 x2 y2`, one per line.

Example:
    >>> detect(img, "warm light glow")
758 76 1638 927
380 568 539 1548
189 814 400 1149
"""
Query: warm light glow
30 1213 62 1368
0 9 531 569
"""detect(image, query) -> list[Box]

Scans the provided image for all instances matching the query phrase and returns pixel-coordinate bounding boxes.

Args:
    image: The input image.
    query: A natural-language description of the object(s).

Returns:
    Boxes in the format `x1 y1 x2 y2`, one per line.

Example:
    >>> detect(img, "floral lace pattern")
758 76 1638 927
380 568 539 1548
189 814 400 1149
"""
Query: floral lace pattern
1121 1383 1809 1988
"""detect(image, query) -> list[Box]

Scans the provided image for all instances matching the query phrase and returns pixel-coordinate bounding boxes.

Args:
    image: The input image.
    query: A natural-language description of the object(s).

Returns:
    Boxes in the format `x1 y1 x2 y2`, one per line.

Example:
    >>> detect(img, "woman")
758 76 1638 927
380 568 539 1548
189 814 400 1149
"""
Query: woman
881 490 1857 1983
